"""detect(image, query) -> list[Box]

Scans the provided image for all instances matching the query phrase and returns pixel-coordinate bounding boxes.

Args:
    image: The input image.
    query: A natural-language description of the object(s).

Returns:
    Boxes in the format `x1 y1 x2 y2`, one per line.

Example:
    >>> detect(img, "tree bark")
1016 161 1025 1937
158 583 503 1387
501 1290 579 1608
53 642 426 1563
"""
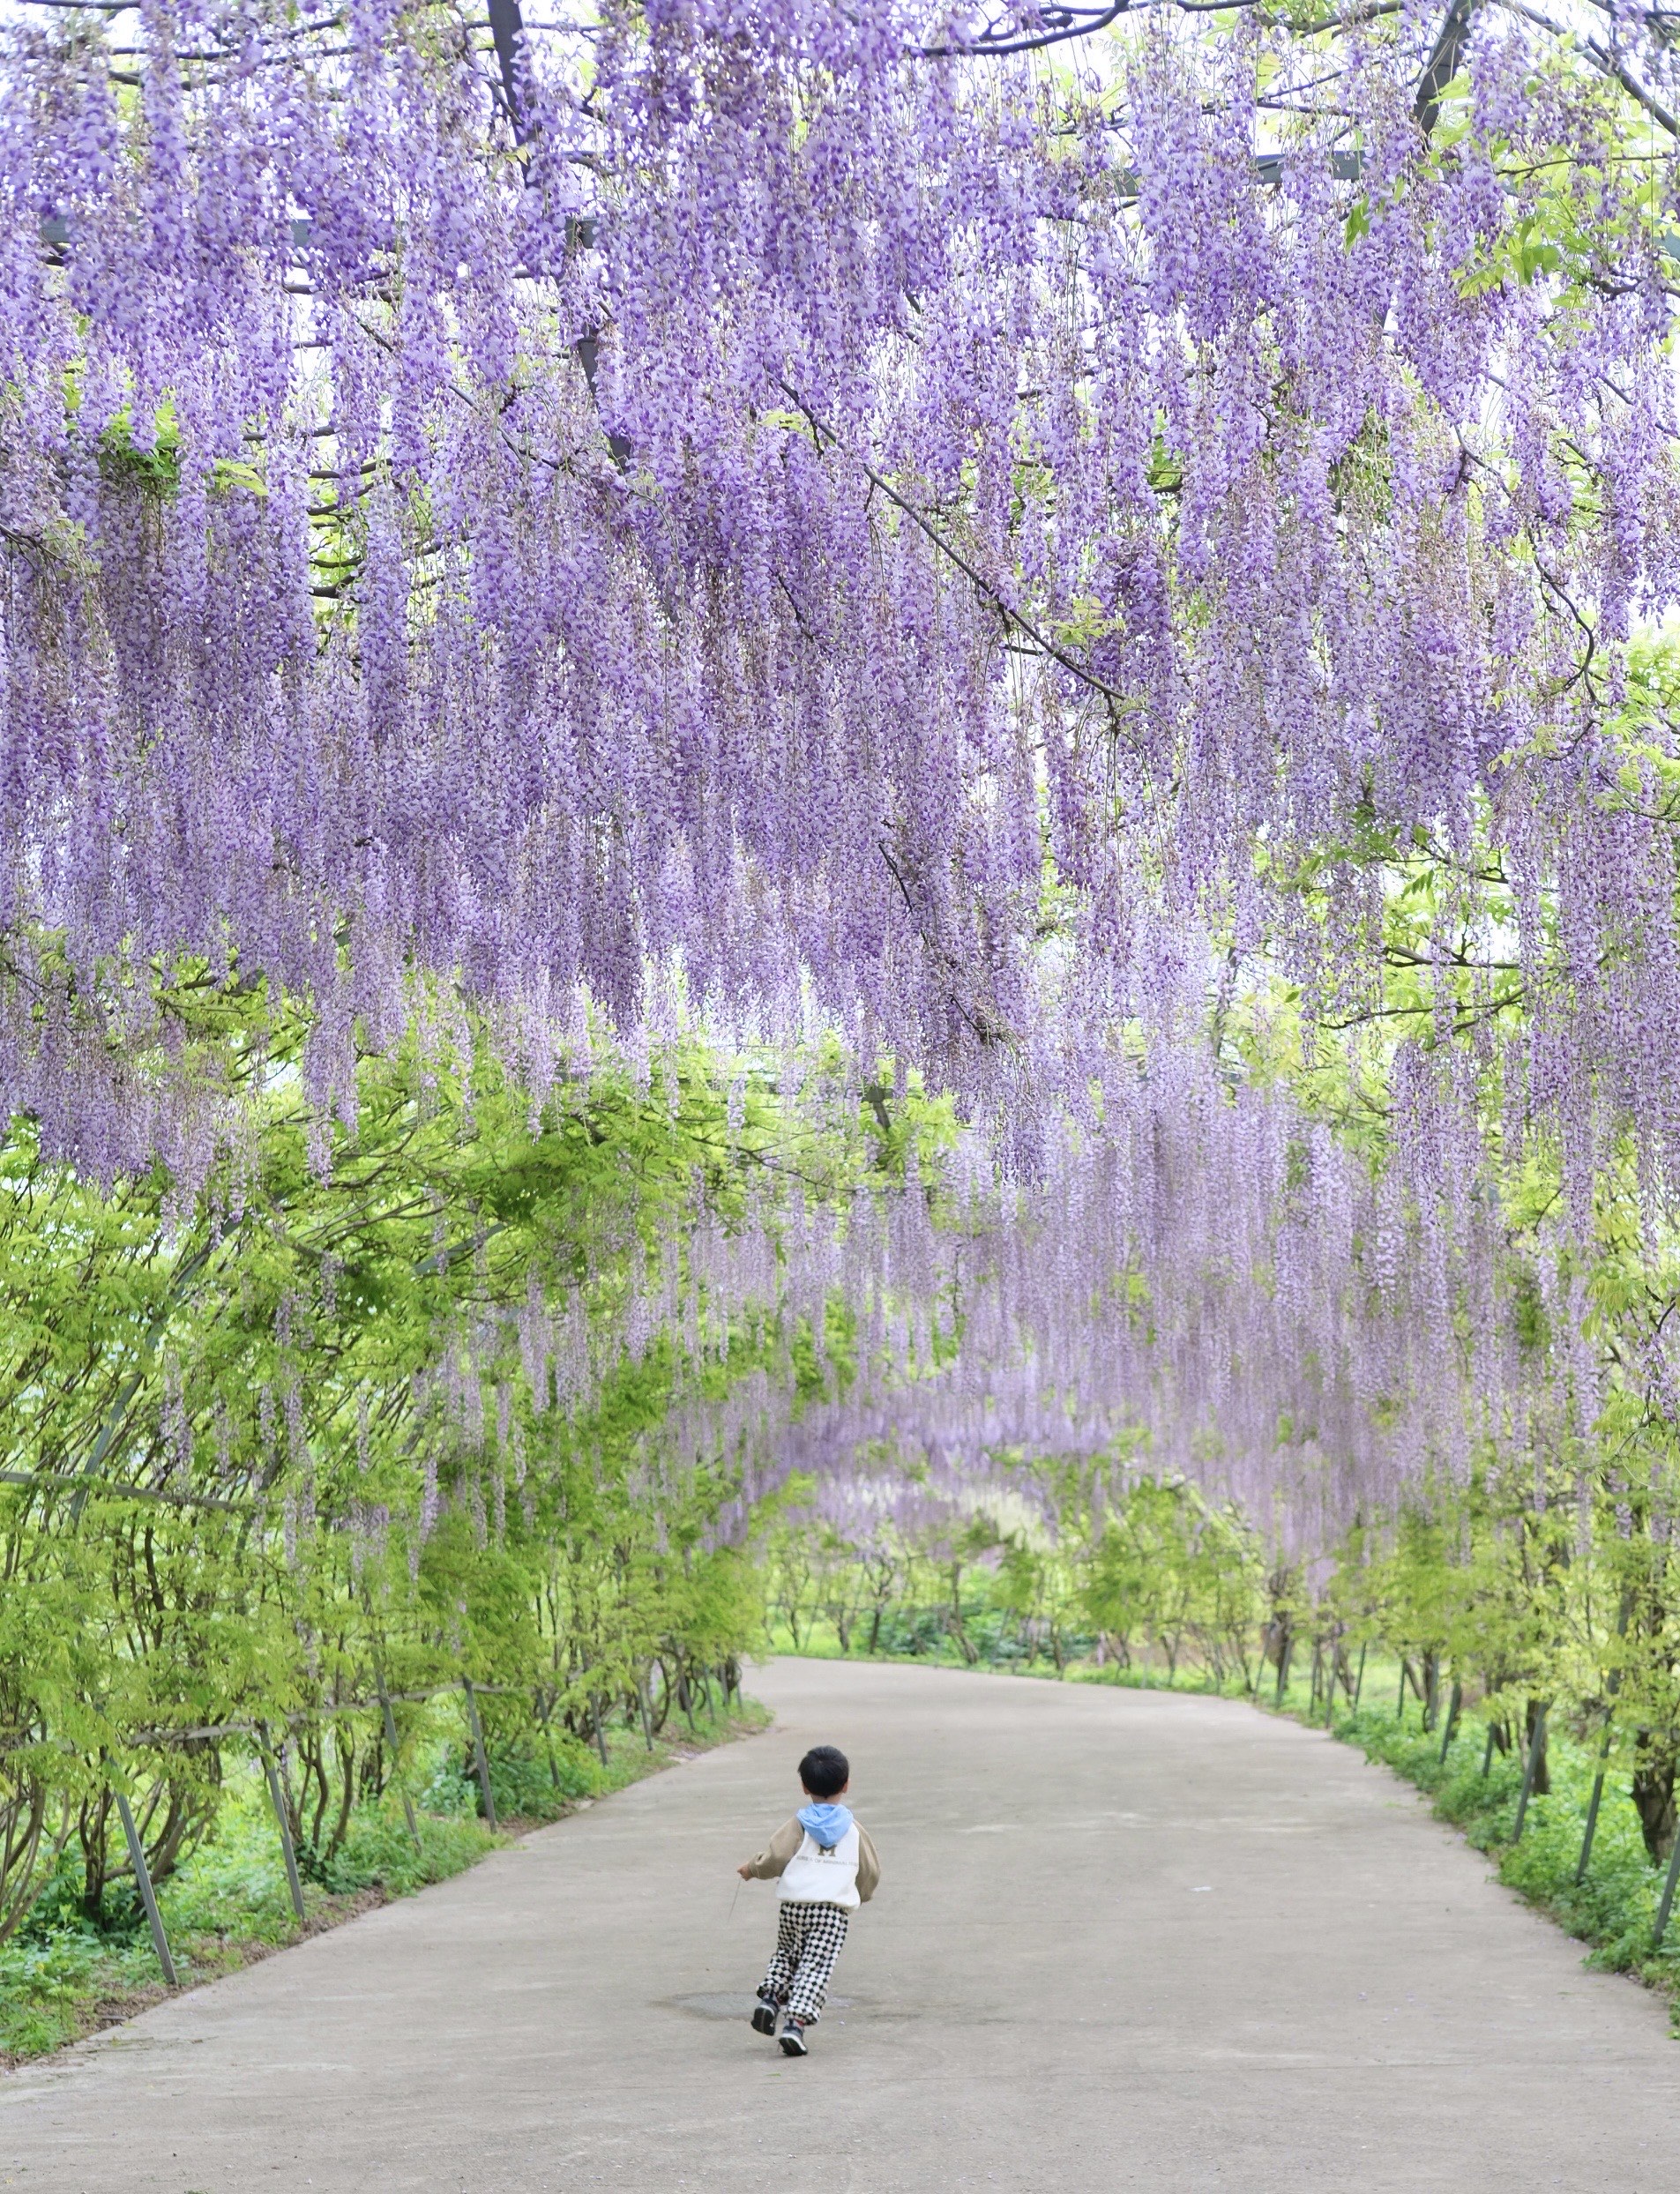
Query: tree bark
1524 1696 1550 1796
1631 1735 1677 1864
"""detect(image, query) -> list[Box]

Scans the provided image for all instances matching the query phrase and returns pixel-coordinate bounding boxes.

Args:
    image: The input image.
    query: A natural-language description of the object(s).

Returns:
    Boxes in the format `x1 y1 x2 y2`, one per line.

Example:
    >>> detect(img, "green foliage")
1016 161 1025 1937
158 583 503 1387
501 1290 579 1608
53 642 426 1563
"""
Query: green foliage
1203 600 1680 1884
0 995 915 1951
1328 1702 1680 2026
0 1683 769 2061
762 1467 1266 1686
1082 1478 1266 1687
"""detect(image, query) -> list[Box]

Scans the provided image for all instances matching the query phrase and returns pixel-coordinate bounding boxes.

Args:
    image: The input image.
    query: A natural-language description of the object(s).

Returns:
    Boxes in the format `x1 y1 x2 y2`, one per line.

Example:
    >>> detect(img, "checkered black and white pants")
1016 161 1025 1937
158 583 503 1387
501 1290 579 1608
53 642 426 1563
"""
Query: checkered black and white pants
760 1899 849 2026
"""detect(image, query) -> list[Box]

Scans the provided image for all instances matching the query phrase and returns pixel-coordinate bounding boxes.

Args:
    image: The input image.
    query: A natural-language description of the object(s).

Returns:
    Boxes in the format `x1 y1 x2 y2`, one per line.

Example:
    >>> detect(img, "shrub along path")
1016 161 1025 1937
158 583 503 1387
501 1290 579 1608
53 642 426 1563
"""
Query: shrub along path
3 1658 1677 2193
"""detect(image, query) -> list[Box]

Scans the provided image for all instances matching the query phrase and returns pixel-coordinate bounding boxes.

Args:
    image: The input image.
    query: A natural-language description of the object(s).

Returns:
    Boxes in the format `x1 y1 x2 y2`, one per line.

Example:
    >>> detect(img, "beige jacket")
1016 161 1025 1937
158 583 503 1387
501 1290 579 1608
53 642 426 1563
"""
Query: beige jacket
745 1816 881 1903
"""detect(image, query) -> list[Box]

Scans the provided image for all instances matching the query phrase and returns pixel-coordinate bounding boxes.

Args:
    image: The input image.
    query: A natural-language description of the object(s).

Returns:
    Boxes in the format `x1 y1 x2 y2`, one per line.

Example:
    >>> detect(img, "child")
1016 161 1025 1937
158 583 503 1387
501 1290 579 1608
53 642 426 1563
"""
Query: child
737 1743 880 2056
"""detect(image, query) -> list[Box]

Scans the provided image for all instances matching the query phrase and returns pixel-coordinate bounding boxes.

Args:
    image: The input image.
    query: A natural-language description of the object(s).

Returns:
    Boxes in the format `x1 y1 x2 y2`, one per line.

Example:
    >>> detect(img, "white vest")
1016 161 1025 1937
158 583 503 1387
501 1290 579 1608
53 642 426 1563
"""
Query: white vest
778 1822 862 1908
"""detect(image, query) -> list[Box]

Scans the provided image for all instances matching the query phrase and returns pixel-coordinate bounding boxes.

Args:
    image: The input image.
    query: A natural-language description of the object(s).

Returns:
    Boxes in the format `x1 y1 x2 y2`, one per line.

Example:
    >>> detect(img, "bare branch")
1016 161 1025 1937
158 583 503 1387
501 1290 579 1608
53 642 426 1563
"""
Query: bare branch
778 381 1132 728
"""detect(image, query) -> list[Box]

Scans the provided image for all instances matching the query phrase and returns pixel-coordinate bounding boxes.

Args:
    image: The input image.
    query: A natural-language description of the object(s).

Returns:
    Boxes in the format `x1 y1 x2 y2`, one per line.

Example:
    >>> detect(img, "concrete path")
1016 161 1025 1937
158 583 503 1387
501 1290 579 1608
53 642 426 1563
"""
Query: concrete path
4 1660 1677 2193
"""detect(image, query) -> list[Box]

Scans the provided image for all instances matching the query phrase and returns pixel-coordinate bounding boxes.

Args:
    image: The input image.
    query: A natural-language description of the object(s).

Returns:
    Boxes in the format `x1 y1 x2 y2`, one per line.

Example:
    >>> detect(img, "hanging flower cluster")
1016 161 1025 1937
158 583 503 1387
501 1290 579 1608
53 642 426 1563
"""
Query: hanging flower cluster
2 1 1676 1202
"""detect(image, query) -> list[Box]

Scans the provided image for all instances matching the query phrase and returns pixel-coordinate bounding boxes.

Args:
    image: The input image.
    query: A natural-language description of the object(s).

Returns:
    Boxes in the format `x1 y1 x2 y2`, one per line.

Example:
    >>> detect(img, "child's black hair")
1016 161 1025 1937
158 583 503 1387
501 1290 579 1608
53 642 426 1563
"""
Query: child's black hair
797 1744 849 1798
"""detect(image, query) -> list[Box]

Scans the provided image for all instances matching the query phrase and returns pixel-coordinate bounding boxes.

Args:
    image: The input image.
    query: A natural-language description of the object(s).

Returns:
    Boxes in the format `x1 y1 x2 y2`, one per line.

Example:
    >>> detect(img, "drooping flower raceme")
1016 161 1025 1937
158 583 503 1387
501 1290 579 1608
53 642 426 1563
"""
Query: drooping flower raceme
1 3 1676 1212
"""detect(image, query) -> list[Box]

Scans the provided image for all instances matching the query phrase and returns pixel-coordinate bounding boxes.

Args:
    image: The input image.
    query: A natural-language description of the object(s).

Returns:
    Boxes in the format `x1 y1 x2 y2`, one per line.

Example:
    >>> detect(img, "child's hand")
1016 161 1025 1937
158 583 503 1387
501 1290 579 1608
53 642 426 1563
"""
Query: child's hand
736 1862 753 1879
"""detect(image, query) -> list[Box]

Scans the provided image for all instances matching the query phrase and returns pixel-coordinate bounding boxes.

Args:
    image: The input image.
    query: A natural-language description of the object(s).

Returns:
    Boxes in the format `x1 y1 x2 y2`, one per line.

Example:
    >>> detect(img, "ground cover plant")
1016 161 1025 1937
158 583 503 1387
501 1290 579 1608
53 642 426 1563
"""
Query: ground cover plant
0 1682 767 2063
1326 1701 1680 2027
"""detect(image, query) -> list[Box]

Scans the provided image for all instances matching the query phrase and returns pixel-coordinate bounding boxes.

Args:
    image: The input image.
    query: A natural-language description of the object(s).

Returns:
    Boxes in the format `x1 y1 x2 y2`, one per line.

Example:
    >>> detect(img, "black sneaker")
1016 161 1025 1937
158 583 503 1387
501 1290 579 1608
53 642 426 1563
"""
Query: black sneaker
779 2018 809 2056
750 1996 780 2035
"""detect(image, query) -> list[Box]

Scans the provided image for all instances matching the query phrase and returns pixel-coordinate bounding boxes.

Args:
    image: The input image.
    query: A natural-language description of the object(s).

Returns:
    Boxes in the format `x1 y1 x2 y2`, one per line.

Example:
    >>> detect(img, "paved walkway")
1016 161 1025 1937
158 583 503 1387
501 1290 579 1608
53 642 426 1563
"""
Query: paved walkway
4 1659 1677 2192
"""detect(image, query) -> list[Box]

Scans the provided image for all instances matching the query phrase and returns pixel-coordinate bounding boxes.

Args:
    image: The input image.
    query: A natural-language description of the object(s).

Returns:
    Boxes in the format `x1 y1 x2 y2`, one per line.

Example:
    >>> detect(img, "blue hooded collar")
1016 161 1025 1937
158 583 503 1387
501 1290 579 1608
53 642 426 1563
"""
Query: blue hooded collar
797 1801 853 1849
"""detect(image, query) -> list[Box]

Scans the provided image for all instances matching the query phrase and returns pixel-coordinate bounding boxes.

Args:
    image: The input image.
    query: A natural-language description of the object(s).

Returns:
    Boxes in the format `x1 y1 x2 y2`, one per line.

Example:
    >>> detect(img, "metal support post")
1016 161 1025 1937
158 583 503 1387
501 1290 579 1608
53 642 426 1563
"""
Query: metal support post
376 1677 423 1854
1351 1640 1367 1713
1576 1736 1614 1887
1512 1704 1549 1842
462 1676 498 1830
1653 1826 1680 1952
258 1728 308 1926
113 1786 177 1988
1577 1596 1631 1885
1482 1720 1497 1778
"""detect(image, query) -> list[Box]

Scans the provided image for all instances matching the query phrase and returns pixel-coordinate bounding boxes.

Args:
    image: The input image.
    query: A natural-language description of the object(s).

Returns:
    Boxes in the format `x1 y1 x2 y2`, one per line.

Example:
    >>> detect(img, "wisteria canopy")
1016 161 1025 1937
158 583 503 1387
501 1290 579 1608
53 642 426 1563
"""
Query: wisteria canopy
4 0 1680 1548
